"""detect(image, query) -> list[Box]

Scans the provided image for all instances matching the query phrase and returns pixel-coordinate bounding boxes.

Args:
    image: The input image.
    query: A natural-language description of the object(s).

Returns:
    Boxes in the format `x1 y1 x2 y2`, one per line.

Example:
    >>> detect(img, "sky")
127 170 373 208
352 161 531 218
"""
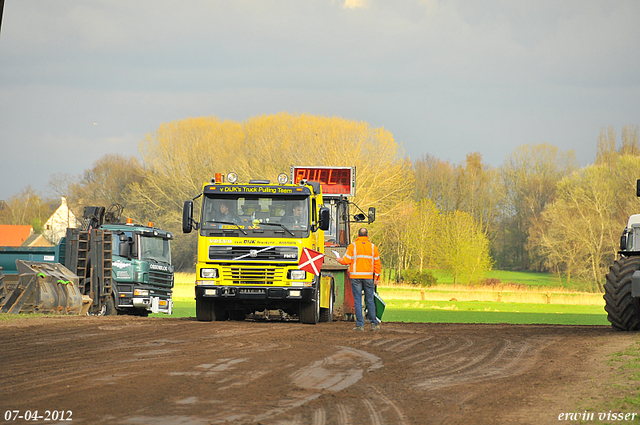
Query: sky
1 0 639 201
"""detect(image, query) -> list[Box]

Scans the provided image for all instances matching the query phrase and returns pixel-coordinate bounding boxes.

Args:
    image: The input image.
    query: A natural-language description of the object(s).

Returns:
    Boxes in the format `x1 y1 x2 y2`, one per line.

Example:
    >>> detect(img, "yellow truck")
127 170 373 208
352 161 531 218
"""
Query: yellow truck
182 171 334 323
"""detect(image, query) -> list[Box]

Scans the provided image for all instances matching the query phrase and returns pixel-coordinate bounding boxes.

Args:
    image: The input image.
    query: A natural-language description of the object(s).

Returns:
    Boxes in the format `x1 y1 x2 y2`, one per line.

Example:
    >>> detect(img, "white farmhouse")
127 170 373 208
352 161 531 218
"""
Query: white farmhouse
43 197 81 244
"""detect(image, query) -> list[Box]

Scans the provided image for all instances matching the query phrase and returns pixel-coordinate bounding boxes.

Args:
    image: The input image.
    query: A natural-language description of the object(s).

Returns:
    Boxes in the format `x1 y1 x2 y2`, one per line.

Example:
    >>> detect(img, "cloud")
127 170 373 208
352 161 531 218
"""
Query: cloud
1 0 640 201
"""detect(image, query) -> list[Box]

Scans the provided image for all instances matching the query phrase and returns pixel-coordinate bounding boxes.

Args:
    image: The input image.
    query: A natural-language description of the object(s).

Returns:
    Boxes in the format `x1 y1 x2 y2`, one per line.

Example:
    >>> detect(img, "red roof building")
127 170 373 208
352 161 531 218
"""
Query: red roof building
0 225 35 246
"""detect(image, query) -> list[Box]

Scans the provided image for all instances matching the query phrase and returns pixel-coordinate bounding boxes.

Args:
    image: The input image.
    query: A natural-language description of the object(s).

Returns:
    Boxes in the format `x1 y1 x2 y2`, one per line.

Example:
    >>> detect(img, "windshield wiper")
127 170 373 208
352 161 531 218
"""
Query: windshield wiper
209 221 248 235
258 222 295 237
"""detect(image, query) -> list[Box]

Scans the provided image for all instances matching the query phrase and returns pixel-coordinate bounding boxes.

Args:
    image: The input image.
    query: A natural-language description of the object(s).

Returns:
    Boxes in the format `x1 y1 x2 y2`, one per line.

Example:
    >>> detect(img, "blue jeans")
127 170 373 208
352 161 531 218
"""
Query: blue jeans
351 279 378 327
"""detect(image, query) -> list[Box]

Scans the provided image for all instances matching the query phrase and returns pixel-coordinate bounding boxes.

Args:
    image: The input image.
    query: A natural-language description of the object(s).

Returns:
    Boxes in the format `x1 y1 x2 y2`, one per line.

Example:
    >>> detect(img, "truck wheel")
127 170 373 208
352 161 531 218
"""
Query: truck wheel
212 301 228 321
300 290 320 325
604 256 640 331
320 281 334 323
196 298 228 322
196 298 214 321
104 295 118 316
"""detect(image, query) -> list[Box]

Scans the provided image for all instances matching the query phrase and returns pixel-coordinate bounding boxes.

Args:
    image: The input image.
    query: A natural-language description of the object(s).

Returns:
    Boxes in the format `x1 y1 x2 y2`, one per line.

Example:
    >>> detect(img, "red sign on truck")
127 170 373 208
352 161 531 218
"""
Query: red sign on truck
291 166 355 197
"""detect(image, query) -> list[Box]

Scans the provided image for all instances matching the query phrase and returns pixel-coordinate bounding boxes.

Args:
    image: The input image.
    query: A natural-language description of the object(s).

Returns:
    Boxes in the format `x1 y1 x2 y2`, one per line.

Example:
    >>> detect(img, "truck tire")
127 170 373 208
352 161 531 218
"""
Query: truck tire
196 298 227 322
196 298 214 321
300 290 320 325
104 295 118 316
604 256 640 331
319 281 334 323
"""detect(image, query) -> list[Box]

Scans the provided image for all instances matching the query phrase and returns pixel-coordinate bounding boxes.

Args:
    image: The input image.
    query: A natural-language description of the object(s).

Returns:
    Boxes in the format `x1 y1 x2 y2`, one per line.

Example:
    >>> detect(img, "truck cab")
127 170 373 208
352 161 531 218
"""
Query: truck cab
102 223 174 315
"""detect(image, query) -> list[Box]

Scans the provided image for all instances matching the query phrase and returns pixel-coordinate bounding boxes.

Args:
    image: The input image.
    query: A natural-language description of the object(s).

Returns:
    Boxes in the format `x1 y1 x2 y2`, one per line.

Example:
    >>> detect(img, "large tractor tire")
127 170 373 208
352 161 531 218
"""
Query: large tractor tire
604 256 640 331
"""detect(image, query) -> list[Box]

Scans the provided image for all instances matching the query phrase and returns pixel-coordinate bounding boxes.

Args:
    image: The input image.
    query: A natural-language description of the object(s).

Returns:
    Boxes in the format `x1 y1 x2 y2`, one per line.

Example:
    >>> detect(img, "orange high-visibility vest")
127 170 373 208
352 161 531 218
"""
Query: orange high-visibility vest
339 236 382 279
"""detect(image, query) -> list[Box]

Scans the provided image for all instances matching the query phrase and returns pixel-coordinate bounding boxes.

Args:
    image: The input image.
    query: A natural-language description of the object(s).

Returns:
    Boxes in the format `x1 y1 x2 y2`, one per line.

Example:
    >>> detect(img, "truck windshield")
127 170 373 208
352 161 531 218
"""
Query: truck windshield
201 195 309 233
139 236 171 264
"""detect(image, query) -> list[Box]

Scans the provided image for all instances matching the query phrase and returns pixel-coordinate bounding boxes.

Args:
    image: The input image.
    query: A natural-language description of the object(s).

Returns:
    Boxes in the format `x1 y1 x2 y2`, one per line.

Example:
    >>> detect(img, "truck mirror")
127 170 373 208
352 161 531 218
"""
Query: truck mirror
637 179 640 197
353 213 366 222
119 241 130 258
368 207 376 223
319 206 330 231
183 200 194 233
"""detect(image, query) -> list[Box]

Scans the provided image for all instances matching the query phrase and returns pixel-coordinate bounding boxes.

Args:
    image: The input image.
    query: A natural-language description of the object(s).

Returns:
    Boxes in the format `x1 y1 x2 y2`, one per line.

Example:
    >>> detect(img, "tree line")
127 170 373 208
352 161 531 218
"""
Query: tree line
2 114 639 292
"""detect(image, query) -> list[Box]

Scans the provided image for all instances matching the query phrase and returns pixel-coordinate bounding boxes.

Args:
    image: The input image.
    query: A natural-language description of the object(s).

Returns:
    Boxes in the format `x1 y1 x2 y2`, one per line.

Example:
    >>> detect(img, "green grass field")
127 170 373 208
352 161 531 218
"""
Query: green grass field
161 271 610 325
154 295 609 326
388 268 598 292
382 300 608 325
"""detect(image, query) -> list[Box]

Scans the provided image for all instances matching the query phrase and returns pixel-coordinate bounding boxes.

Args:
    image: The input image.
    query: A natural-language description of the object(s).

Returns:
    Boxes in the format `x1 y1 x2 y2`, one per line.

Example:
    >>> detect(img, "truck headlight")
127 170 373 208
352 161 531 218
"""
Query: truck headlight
201 268 219 278
288 270 306 280
134 289 149 297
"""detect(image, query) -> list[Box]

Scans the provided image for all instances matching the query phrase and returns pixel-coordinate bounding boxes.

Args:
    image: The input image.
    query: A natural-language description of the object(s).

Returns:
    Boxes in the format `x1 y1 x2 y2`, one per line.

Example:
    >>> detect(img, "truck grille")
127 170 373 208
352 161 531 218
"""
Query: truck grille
209 246 298 262
222 267 285 285
149 270 174 297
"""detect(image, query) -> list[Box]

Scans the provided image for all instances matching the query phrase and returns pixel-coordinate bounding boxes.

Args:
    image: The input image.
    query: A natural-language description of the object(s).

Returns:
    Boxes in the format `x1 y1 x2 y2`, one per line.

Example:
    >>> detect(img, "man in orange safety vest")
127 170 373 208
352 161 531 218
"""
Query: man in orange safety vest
337 227 382 331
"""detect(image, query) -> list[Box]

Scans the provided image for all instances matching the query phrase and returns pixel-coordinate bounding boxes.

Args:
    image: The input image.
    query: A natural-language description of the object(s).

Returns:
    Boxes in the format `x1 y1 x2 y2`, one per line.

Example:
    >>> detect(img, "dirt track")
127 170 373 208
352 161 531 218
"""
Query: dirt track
0 316 637 425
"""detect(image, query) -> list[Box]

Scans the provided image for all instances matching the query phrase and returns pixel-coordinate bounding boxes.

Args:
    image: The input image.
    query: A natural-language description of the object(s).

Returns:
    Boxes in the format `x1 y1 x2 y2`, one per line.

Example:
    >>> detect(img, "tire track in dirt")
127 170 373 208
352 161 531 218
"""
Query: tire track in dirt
361 325 557 392
0 319 297 399
158 342 407 425
0 318 622 425
411 336 557 391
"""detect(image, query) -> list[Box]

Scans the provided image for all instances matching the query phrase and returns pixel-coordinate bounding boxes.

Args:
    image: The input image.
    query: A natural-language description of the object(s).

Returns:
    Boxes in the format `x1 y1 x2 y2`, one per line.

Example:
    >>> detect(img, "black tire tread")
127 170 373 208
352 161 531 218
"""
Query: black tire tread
104 295 118 316
604 256 640 331
196 298 213 321
196 298 228 322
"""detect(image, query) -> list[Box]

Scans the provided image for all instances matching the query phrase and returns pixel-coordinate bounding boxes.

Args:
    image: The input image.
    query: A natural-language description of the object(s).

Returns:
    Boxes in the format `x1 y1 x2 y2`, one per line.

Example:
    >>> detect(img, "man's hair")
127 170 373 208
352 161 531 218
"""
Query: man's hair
358 228 368 237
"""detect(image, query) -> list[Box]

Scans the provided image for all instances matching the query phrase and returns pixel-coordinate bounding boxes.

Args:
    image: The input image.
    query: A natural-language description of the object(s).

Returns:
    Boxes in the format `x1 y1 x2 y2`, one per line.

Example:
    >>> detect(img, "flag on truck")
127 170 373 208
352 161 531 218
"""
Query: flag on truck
298 247 324 275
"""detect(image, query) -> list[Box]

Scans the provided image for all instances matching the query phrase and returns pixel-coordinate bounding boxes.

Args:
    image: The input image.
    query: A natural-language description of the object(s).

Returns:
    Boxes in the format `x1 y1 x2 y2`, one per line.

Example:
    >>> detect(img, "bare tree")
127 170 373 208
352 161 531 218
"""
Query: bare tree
496 143 577 270
0 186 52 233
530 159 640 292
48 154 145 219
621 124 640 156
129 113 412 270
596 126 617 166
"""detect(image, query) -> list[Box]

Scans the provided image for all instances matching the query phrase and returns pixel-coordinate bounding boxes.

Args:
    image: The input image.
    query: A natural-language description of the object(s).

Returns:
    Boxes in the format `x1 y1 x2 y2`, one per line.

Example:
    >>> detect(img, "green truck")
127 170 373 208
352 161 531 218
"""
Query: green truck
0 205 174 316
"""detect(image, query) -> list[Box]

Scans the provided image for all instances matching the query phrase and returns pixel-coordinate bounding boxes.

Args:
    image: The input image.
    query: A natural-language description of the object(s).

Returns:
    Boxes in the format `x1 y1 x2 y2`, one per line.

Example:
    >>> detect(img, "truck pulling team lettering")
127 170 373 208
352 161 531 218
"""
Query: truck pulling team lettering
207 186 296 194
